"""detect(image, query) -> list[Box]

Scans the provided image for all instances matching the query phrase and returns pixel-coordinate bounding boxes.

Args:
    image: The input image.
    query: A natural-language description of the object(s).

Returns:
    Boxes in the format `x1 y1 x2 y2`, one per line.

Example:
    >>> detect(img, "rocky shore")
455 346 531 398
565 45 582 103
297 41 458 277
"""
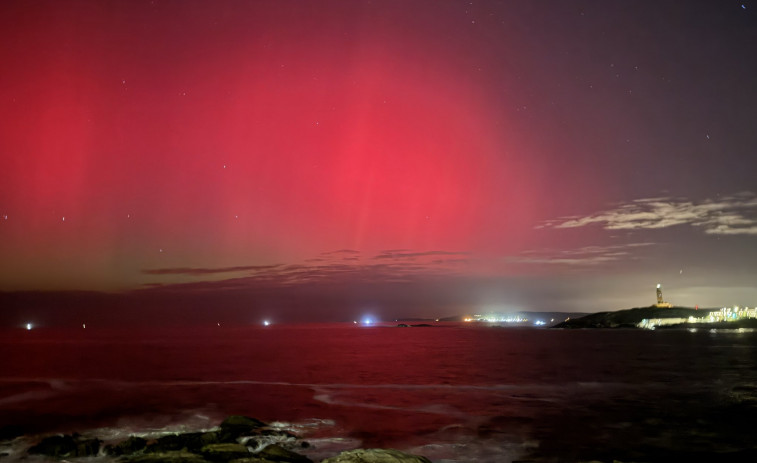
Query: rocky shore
18 415 431 463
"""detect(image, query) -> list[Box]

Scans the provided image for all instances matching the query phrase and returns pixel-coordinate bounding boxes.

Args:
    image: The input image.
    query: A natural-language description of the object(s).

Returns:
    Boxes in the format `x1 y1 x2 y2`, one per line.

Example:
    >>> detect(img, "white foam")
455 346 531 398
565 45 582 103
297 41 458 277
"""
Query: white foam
407 436 529 463
297 437 363 462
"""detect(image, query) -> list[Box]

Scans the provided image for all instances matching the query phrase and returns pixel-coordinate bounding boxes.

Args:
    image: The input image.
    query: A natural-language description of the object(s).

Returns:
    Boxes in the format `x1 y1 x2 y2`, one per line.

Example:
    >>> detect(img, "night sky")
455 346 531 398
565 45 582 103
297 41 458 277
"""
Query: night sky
1 1 756 325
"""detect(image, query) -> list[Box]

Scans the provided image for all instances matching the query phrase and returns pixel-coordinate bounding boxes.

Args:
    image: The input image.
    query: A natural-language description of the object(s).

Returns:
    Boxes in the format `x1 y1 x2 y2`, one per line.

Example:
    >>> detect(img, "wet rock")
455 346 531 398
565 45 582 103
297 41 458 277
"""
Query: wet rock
123 450 208 463
146 431 220 453
254 443 312 462
28 435 76 457
219 416 267 442
28 434 101 458
106 435 148 455
201 443 251 461
74 435 102 456
229 459 281 463
321 448 432 463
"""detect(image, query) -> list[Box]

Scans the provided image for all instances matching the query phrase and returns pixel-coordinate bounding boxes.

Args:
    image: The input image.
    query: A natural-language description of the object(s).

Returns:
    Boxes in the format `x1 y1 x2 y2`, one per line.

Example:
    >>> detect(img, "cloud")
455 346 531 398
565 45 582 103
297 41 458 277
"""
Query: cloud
373 250 470 260
509 243 655 266
141 250 470 289
539 192 757 235
142 265 282 276
320 249 361 255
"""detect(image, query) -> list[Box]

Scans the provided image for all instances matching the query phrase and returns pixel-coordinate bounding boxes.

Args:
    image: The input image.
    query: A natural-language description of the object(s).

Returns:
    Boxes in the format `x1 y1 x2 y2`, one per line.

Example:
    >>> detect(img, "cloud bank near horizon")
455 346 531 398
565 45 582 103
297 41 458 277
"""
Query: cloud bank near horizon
508 243 656 266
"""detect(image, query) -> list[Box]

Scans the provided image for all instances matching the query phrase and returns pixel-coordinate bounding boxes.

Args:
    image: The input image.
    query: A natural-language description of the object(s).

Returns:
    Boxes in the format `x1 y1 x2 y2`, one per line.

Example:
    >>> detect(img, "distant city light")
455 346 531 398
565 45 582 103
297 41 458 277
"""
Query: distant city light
638 305 757 329
362 317 373 325
26 323 32 330
464 314 530 324
263 320 270 326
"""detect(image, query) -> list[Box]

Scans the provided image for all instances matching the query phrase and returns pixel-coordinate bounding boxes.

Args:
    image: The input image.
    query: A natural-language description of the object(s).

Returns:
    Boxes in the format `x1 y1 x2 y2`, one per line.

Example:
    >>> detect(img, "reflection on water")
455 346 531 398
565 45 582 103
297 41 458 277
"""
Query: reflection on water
2 324 757 461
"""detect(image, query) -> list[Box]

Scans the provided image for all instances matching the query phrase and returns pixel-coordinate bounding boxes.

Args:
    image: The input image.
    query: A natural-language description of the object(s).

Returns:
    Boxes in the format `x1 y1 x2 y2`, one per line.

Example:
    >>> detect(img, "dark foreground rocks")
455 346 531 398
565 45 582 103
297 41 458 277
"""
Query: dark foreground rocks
321 449 432 463
28 433 102 458
23 415 433 463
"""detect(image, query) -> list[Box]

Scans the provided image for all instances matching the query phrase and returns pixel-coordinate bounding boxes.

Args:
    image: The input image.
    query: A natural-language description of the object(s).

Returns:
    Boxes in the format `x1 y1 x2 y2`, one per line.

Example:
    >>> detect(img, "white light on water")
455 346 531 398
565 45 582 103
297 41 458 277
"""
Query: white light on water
26 323 32 330
263 320 270 326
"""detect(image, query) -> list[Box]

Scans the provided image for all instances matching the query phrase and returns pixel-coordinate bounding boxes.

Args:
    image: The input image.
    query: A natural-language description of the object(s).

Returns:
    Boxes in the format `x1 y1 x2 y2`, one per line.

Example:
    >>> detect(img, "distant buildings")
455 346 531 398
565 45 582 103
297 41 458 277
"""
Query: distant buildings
638 306 757 329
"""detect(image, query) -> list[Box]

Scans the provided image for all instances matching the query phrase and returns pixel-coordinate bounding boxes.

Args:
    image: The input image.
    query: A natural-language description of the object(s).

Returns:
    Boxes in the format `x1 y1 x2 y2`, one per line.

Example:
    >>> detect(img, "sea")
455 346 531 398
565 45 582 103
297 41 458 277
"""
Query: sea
2 322 757 462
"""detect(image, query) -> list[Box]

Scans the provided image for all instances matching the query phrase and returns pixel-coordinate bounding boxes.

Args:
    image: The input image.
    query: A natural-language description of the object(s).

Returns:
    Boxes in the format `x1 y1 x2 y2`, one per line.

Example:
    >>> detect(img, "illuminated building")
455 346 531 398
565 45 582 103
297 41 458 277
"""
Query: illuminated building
655 283 673 308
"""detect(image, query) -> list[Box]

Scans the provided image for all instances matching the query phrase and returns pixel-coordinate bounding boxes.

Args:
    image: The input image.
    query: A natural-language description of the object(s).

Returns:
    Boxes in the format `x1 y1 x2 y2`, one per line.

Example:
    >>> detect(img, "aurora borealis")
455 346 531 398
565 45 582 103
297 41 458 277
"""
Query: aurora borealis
1 1 756 325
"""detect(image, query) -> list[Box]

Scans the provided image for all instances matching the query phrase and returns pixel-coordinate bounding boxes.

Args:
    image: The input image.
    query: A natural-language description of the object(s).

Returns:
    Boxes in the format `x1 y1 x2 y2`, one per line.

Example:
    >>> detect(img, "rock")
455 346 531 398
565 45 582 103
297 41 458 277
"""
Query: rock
254 443 312 462
229 459 280 463
28 435 76 457
146 431 220 453
201 443 251 461
123 450 208 463
74 436 102 456
106 436 148 455
28 434 101 458
321 448 432 463
219 416 267 442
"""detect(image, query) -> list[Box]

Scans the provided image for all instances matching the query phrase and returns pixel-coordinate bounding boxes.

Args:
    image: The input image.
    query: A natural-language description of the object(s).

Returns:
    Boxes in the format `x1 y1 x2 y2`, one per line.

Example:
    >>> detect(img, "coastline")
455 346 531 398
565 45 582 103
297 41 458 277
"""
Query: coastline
1 415 432 463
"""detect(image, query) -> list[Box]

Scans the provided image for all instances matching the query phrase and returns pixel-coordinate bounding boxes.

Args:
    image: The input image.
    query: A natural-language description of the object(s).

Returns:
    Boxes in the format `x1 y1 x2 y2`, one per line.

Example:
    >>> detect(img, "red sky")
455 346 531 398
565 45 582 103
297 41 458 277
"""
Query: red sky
2 1 757 323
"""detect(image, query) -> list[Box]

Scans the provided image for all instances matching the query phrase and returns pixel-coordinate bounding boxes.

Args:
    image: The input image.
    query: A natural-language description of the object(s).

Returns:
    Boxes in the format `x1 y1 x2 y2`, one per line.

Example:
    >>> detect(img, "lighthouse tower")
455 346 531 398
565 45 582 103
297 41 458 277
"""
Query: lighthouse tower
655 284 673 308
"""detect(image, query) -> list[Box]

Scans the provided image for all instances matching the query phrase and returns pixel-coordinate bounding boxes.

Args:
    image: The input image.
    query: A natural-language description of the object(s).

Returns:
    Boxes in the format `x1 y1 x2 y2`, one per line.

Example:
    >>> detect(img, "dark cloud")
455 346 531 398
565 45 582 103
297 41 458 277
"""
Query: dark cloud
142 265 282 276
141 252 469 292
373 250 470 260
320 249 361 255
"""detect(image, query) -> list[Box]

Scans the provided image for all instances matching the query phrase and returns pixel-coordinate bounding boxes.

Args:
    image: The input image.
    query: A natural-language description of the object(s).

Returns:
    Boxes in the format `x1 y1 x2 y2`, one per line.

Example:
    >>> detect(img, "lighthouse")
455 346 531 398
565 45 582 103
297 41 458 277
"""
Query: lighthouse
655 284 673 308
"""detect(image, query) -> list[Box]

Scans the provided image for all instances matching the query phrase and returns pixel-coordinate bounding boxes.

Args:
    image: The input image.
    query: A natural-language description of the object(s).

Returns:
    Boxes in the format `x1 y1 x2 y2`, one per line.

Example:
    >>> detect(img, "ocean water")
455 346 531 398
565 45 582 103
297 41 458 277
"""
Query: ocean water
2 323 757 462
